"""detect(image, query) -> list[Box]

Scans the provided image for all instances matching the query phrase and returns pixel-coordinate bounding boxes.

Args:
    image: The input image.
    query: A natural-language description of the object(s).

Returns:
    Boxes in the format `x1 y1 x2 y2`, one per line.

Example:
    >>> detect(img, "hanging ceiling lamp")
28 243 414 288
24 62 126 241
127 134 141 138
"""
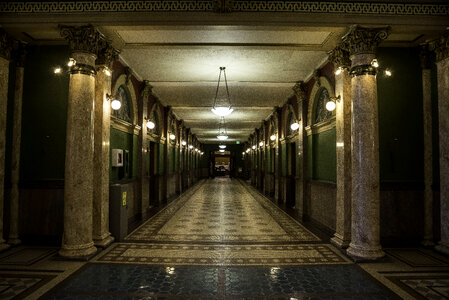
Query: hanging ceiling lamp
217 117 229 140
211 67 233 117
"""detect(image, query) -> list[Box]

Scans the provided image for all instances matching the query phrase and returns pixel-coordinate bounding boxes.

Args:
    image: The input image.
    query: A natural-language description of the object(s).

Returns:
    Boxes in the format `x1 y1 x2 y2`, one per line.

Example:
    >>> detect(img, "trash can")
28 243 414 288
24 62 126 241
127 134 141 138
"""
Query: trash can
109 184 128 242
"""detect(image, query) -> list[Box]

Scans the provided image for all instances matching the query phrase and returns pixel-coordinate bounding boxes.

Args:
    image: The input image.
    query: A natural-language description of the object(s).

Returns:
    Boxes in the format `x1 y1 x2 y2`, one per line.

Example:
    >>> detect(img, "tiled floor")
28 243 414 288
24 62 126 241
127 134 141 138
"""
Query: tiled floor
1 178 449 299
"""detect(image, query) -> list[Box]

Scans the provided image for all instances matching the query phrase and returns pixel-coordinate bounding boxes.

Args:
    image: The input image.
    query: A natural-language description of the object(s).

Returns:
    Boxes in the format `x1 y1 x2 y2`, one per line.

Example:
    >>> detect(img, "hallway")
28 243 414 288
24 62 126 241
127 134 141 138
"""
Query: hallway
2 179 449 299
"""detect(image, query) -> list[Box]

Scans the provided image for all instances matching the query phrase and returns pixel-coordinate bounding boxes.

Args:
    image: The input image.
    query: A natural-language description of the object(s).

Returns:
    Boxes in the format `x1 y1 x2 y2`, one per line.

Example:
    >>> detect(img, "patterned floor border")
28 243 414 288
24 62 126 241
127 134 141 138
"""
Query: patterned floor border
385 273 449 299
0 273 57 300
92 242 352 266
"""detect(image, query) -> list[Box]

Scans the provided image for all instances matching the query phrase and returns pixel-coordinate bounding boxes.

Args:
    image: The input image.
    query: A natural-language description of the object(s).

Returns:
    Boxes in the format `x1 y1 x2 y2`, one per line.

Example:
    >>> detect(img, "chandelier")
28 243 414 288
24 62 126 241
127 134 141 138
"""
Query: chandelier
211 67 233 117
217 117 228 140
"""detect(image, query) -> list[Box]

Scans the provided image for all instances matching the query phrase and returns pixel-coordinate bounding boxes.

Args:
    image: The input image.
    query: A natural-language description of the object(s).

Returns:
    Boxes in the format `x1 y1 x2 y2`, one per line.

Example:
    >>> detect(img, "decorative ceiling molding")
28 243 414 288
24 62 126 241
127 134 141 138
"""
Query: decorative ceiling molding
0 1 447 16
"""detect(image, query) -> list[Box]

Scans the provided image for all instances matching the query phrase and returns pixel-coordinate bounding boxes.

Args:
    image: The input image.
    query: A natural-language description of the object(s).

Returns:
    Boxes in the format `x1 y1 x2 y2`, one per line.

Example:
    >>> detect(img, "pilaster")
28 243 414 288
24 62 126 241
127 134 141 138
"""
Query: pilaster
59 24 100 258
329 45 352 249
92 39 117 248
8 42 27 246
292 81 307 220
139 81 152 219
431 31 449 255
342 25 389 260
0 29 12 252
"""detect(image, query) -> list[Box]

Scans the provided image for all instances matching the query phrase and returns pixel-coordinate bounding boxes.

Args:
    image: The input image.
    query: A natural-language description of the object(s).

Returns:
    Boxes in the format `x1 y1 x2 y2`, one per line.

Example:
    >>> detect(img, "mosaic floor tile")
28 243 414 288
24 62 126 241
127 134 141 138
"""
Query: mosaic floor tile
0 273 56 299
43 264 397 299
94 243 350 266
386 274 449 299
126 179 319 243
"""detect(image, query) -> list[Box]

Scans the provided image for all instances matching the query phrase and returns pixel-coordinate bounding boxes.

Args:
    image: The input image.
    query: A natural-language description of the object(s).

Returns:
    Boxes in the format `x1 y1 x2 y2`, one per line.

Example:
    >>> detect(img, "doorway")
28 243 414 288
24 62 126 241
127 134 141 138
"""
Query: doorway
214 151 231 177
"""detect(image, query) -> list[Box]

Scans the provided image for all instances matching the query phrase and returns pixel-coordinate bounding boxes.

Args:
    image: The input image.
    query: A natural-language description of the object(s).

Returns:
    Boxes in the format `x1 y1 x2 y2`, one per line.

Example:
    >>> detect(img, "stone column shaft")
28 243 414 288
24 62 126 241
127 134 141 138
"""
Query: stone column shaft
59 24 99 258
139 81 151 219
8 45 26 245
92 64 114 248
0 31 11 252
343 25 388 260
420 47 434 246
433 32 449 255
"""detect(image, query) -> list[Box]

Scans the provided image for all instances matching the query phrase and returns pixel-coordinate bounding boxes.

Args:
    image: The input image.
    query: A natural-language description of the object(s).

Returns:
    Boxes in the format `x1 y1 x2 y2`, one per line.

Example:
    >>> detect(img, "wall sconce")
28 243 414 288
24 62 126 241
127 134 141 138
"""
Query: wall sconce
371 59 379 68
270 134 276 141
384 69 392 77
169 133 176 140
144 117 155 129
189 145 193 149
334 66 343 75
246 148 250 153
325 95 341 112
54 67 62 74
259 141 264 147
106 94 121 110
104 68 112 77
290 122 299 131
181 141 187 146
252 145 256 150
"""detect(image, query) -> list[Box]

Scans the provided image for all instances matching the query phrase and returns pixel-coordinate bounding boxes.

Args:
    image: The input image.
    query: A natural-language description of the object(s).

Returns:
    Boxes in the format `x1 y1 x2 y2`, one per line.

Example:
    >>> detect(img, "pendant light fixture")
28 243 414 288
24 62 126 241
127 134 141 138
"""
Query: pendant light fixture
211 67 233 117
217 117 228 140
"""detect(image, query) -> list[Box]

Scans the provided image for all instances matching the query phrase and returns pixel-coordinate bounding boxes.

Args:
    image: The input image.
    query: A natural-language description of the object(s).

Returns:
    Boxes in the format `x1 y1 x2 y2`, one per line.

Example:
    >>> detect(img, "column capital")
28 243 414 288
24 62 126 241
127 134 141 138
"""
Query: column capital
96 39 119 67
328 45 351 70
59 24 101 55
430 31 449 62
0 29 12 60
292 81 307 101
419 44 432 69
141 80 153 98
342 25 389 56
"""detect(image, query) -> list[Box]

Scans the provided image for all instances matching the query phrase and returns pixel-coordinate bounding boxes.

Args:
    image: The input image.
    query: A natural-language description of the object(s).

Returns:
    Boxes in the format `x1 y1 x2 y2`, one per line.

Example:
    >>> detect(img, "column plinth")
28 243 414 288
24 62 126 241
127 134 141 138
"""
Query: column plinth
342 25 388 260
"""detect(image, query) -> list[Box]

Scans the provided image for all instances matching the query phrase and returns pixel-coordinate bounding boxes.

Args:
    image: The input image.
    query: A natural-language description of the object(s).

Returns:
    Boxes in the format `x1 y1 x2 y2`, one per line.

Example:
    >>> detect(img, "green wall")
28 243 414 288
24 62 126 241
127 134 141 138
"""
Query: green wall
307 128 337 182
20 45 70 181
158 143 165 174
109 128 138 180
430 53 440 187
377 47 424 183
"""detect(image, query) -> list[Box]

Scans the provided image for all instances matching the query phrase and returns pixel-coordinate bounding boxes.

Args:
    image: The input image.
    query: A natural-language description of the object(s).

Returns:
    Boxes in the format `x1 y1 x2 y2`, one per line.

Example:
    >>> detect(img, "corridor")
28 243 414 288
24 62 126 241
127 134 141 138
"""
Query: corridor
3 179 448 299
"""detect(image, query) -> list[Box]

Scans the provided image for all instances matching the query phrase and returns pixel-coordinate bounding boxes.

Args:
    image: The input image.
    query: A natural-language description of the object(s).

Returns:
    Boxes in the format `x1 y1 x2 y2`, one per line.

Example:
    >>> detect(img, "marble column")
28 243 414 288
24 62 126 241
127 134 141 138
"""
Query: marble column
432 32 449 255
274 108 282 202
139 81 151 219
59 25 99 258
420 46 434 246
329 46 352 249
343 25 389 260
293 81 307 219
92 41 117 248
8 43 26 245
0 30 12 252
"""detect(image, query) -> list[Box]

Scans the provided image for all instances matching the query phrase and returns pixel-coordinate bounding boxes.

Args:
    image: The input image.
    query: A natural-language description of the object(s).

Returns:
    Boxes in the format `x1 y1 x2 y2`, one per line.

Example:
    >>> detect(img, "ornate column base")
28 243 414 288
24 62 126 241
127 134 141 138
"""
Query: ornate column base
347 243 385 261
59 241 97 259
7 238 21 246
0 241 10 252
435 241 449 256
331 233 350 249
93 234 114 248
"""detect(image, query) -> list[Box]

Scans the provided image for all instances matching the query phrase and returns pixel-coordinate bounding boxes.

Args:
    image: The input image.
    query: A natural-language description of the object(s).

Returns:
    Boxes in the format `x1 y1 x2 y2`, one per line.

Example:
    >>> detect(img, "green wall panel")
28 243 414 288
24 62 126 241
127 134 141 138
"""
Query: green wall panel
158 143 165 174
307 135 313 180
266 147 271 173
281 143 287 176
377 47 424 183
312 128 336 182
109 128 137 180
20 45 70 181
430 54 440 187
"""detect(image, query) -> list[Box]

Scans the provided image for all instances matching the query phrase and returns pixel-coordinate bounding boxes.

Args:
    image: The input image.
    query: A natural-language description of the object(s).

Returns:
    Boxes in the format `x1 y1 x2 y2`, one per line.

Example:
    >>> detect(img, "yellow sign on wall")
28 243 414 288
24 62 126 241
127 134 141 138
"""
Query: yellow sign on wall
122 191 127 206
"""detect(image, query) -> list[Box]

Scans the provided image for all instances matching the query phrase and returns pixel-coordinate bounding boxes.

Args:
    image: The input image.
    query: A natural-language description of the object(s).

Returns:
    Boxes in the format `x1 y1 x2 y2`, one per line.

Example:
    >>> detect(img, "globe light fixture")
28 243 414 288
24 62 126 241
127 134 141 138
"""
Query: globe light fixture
169 133 176 140
111 99 121 110
146 120 155 129
246 148 250 153
181 141 187 146
219 149 225 153
67 58 76 67
54 67 62 74
211 67 233 117
259 141 264 147
385 69 392 77
371 59 379 68
270 134 276 141
252 145 256 150
290 122 299 131
189 145 193 149
325 100 336 111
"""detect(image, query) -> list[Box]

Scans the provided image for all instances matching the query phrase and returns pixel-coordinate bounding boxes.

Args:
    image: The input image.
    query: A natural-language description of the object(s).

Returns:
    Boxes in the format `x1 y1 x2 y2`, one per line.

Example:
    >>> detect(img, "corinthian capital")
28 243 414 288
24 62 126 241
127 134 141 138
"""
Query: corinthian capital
341 25 389 56
328 45 351 69
292 81 307 101
141 80 153 98
429 31 449 62
59 24 101 55
0 29 12 60
96 38 119 67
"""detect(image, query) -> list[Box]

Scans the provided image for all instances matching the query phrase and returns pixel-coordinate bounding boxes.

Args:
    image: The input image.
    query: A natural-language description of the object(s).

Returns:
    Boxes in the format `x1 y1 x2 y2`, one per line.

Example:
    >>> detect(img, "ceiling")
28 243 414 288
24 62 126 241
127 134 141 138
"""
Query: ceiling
109 25 343 143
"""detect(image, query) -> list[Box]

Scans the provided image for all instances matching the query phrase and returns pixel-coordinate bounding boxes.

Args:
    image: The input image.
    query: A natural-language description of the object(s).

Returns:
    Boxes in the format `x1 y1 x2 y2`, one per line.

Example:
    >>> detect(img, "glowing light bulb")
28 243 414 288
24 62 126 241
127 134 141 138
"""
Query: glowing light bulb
326 100 336 111
67 58 76 67
259 141 264 147
270 135 276 141
252 145 256 150
385 69 392 77
219 145 226 149
219 149 225 152
146 121 155 129
111 99 121 110
189 145 193 149
169 134 176 140
335 67 342 75
211 106 233 117
371 59 379 68
217 135 228 140
290 122 299 131
104 68 111 77
54 67 62 74
181 141 187 146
